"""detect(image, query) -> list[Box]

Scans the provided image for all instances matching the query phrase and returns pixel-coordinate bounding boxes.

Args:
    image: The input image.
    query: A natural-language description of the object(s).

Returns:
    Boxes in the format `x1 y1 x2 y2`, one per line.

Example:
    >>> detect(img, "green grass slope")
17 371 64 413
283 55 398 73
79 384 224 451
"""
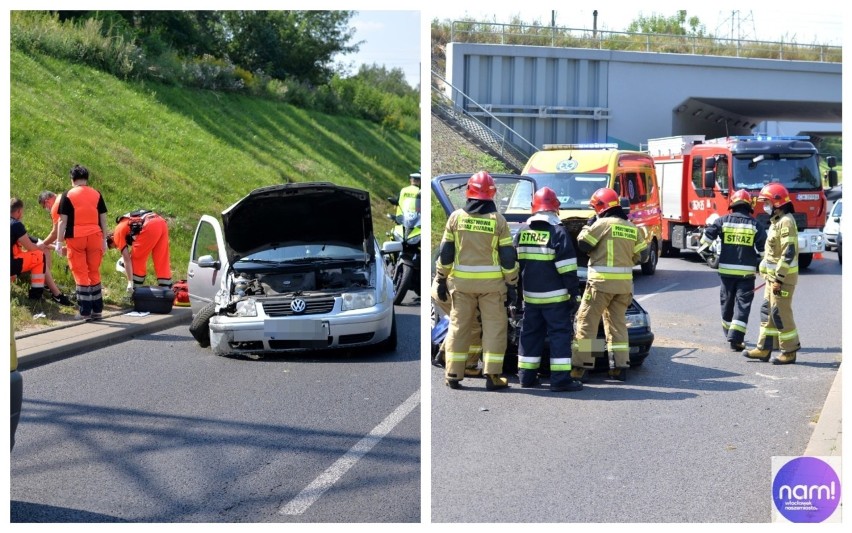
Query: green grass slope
10 49 420 329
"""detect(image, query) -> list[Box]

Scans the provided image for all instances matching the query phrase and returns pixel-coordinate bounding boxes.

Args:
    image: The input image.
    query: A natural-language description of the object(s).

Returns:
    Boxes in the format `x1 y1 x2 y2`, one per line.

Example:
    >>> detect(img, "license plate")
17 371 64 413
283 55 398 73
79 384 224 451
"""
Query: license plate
265 320 329 340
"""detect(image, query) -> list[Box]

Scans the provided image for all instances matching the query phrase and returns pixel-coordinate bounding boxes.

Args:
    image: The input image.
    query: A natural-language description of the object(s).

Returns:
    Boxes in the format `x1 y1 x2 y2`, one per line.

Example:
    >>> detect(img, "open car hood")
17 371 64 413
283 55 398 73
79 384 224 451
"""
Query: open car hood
221 182 373 264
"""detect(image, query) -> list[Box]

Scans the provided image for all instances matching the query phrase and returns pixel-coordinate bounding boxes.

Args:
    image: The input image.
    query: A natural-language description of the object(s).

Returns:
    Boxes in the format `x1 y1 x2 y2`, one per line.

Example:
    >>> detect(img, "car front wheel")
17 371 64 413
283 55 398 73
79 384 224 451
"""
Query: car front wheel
189 303 216 348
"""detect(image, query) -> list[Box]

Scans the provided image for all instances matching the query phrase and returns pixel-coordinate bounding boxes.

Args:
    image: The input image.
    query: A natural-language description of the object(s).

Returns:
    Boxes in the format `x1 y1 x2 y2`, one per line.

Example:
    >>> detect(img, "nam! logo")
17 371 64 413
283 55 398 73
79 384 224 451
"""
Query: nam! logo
772 456 841 523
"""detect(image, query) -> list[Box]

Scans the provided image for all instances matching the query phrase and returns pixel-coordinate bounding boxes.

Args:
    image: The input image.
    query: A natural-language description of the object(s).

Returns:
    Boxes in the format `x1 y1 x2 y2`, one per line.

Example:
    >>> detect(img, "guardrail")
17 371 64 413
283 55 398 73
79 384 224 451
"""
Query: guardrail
449 21 841 63
431 70 537 171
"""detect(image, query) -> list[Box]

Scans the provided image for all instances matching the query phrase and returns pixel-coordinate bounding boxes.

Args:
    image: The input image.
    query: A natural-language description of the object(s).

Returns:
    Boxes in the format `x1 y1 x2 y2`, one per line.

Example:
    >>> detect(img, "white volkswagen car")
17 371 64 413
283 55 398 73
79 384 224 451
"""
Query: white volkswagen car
187 182 400 357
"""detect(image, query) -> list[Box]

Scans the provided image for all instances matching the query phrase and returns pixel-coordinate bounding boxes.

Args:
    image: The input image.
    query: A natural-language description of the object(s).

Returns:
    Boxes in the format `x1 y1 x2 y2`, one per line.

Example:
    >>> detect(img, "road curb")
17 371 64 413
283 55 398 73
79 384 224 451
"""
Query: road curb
804 364 842 457
16 308 193 370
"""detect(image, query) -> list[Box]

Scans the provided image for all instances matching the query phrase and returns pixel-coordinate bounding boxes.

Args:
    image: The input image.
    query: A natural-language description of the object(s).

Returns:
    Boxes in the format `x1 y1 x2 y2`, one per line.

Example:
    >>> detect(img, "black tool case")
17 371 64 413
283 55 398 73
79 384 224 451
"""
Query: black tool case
132 286 175 314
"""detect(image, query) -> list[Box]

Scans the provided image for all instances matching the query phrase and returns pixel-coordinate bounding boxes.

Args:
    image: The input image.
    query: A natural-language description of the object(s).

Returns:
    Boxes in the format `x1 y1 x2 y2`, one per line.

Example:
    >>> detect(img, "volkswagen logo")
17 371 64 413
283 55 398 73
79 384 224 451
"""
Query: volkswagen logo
290 298 307 313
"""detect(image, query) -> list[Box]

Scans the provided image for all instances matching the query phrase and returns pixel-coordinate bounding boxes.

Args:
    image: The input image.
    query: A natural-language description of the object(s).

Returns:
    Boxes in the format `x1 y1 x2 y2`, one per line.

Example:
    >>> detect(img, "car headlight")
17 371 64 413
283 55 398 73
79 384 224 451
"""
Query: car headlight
342 291 376 311
625 312 648 329
230 298 258 317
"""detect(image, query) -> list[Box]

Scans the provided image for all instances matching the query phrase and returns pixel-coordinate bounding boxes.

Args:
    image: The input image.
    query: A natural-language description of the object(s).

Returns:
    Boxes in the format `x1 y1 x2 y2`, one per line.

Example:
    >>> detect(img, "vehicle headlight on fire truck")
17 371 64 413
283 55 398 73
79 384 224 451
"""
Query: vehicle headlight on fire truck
807 233 824 248
342 291 376 311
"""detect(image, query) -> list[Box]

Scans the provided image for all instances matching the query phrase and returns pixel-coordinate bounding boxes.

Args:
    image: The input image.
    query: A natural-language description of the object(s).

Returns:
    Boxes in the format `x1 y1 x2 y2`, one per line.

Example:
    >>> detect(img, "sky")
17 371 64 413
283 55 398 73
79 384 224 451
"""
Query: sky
337 10 421 88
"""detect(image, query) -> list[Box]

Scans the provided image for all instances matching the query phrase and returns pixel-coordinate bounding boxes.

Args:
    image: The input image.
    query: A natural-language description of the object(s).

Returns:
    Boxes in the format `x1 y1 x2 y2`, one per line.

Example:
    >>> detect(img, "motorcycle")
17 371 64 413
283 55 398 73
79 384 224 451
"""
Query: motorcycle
384 201 421 305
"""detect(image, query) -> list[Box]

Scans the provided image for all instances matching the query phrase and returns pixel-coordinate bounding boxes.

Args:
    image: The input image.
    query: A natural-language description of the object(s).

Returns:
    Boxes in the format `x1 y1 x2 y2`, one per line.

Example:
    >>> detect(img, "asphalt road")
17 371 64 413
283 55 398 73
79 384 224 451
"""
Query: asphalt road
431 253 842 523
11 298 422 523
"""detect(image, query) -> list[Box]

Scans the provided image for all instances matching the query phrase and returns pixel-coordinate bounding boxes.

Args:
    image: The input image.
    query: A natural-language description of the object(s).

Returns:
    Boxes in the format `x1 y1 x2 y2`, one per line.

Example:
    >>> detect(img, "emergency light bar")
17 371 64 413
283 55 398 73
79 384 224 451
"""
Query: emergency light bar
543 143 619 150
706 135 811 144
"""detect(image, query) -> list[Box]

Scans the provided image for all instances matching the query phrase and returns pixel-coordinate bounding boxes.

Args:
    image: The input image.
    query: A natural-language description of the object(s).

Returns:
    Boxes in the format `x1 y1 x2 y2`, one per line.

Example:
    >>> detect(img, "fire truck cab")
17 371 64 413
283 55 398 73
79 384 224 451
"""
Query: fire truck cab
649 135 829 269
522 143 662 275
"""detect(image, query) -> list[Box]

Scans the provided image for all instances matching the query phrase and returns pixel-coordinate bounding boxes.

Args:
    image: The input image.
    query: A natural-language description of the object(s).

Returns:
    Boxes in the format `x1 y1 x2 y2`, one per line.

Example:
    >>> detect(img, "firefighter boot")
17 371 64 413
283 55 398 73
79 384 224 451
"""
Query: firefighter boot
729 341 746 352
484 374 509 391
464 368 482 377
550 378 583 392
570 368 588 383
445 379 462 389
742 348 771 362
771 351 797 365
608 368 627 382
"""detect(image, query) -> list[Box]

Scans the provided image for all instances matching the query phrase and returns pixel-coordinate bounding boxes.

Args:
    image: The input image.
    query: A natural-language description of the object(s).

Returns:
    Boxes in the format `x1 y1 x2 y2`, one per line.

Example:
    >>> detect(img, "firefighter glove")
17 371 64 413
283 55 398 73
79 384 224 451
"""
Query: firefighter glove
771 280 782 295
505 284 518 307
435 277 448 302
586 215 597 227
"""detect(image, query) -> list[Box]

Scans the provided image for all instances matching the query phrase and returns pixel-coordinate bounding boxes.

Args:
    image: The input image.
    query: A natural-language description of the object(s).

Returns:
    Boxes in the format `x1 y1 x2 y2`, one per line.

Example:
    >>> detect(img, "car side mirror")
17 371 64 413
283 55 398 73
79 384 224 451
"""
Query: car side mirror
834 216 841 223
198 255 221 270
381 241 402 254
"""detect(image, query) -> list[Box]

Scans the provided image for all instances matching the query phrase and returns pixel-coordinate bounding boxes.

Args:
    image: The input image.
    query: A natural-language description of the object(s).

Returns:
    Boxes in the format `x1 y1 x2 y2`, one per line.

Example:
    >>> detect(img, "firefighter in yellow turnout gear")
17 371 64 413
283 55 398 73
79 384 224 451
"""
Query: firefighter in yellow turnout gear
434 171 519 390
431 278 483 376
572 188 647 382
743 183 801 365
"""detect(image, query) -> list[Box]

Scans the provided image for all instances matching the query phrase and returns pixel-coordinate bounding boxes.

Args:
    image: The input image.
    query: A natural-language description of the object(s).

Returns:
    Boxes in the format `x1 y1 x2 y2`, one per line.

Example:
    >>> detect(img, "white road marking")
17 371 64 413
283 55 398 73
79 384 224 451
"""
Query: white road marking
279 389 421 515
636 283 680 302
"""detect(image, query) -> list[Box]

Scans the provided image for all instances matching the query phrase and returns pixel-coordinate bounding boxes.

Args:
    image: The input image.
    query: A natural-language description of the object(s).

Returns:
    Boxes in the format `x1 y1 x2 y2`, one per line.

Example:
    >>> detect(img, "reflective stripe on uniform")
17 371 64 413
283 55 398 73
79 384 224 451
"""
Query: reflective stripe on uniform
718 263 757 276
554 257 578 273
779 329 799 341
729 319 747 333
483 352 503 364
452 263 502 279
522 288 569 304
760 326 780 337
518 355 541 369
446 352 467 363
517 245 555 261
588 265 633 280
550 357 572 371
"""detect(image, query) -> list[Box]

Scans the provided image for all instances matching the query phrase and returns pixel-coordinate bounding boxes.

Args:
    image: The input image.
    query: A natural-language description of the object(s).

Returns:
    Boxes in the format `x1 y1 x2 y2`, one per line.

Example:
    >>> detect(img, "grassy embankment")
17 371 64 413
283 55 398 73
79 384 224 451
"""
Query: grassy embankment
10 49 419 331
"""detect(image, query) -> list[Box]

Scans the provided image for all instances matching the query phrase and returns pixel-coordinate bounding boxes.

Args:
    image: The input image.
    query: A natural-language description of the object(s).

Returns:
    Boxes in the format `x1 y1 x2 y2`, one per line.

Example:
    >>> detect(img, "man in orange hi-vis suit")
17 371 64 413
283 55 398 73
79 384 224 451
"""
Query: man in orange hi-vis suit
55 164 109 321
108 209 172 291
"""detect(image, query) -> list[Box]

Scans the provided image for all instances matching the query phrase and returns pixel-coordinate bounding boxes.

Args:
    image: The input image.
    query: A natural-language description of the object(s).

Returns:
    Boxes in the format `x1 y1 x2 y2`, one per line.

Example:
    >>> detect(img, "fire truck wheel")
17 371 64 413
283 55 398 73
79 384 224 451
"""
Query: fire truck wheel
641 242 658 275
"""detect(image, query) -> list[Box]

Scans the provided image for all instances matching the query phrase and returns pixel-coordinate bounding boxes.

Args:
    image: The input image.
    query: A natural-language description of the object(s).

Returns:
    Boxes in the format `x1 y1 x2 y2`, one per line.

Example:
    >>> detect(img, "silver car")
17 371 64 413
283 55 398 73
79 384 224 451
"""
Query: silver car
187 182 400 357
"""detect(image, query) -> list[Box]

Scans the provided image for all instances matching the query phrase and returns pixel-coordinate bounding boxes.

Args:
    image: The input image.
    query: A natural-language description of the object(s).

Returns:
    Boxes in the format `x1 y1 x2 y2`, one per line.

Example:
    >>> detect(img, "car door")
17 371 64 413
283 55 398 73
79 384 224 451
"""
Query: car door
431 173 538 223
187 215 228 314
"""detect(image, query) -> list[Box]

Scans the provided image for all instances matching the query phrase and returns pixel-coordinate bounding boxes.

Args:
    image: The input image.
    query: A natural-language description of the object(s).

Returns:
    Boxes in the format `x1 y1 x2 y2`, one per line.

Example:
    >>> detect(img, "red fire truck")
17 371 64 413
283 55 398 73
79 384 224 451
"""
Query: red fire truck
648 134 835 269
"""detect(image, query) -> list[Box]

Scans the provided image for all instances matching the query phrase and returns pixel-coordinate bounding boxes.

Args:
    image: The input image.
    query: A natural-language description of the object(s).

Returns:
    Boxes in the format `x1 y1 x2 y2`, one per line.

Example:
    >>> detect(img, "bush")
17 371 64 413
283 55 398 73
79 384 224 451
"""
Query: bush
11 11 419 137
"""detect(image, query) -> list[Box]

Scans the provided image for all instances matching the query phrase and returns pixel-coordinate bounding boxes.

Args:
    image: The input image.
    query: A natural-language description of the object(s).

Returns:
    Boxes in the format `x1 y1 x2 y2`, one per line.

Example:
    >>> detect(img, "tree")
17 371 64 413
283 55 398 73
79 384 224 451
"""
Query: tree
224 11 360 85
353 64 416 96
626 11 706 36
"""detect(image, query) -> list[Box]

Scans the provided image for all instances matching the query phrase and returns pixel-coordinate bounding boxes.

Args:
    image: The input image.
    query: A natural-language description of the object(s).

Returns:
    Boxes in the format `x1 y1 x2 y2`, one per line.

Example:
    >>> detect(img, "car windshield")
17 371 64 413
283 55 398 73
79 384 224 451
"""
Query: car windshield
733 153 821 191
521 173 608 210
831 200 842 217
235 243 366 265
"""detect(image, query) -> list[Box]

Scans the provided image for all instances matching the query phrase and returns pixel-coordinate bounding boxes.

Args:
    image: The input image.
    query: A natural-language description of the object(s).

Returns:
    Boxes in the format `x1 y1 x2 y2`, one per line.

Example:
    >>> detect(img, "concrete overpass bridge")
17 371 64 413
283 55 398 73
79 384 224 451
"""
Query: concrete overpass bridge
443 41 842 152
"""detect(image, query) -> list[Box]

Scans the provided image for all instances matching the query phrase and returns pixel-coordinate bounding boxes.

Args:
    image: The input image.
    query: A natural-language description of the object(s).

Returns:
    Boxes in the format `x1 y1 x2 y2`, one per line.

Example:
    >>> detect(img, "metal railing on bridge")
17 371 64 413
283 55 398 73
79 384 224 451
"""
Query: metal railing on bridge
431 70 537 172
449 21 842 63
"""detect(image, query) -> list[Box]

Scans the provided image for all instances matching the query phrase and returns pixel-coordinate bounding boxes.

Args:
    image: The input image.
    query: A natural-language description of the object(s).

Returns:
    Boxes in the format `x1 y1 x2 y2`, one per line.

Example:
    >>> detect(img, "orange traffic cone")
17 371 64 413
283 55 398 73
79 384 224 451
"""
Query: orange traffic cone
814 252 824 260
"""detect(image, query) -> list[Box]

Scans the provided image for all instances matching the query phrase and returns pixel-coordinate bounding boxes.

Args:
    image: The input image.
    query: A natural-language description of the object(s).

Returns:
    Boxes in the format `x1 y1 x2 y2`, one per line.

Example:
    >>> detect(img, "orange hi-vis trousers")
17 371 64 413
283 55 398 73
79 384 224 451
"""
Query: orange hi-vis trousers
130 216 172 287
66 232 104 315
11 248 46 293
